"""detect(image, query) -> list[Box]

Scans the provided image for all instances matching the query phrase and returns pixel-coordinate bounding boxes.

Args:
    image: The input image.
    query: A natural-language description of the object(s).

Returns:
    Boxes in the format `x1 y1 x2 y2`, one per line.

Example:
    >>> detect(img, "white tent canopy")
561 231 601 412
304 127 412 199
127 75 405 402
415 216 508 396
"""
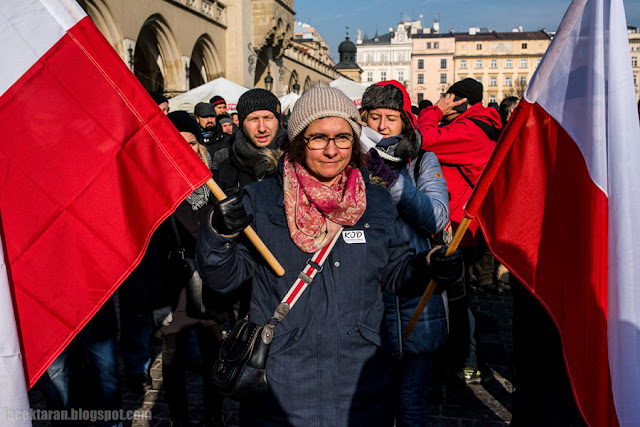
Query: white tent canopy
168 77 250 113
330 77 368 107
278 92 300 114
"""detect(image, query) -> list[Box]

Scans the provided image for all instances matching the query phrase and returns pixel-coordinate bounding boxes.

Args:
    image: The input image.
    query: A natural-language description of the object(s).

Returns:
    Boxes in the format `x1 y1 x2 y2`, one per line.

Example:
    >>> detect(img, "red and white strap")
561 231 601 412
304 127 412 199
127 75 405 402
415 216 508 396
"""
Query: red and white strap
281 228 342 309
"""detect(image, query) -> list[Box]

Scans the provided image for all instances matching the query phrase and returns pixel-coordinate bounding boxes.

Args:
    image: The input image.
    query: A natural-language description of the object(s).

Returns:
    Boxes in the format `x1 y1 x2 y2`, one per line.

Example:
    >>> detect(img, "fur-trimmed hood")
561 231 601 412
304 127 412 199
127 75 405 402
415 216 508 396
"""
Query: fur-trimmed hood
361 80 421 165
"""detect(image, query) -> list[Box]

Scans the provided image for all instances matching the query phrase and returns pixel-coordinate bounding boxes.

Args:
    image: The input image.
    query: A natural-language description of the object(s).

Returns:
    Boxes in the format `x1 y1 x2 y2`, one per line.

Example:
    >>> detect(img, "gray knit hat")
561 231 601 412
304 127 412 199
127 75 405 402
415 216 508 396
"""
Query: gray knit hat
288 86 361 140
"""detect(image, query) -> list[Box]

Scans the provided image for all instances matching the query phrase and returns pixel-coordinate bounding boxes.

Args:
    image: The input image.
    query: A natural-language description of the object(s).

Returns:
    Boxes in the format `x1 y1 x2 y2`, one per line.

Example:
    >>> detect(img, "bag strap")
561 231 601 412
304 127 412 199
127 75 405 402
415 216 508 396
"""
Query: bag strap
169 215 185 257
261 228 343 343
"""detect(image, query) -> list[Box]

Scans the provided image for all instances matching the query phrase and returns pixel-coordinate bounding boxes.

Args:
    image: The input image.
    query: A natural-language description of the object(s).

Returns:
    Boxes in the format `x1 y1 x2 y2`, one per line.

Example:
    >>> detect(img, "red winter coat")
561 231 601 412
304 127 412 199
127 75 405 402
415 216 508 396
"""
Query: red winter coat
417 103 501 246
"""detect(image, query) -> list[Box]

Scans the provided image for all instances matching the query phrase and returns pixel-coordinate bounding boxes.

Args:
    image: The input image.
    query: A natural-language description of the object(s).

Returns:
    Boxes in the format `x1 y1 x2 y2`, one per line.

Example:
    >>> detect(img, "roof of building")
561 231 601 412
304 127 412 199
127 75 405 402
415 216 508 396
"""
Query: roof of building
339 38 357 53
455 30 551 41
359 31 393 45
334 62 362 70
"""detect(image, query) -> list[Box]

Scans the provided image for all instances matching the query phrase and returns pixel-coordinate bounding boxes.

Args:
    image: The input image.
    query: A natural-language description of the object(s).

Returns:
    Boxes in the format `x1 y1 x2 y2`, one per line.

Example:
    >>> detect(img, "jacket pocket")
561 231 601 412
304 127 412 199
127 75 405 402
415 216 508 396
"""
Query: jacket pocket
356 322 383 348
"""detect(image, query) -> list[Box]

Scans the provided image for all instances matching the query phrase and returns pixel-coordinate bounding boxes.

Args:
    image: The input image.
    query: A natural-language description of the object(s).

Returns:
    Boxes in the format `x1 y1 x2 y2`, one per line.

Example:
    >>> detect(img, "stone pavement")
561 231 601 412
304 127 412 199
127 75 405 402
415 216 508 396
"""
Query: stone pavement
28 288 513 426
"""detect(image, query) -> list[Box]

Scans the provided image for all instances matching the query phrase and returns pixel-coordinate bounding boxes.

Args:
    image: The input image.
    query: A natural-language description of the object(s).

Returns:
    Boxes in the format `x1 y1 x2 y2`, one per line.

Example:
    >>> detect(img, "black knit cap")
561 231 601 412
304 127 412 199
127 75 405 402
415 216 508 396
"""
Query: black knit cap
148 91 167 105
447 78 483 106
236 88 281 127
209 95 226 106
167 111 202 143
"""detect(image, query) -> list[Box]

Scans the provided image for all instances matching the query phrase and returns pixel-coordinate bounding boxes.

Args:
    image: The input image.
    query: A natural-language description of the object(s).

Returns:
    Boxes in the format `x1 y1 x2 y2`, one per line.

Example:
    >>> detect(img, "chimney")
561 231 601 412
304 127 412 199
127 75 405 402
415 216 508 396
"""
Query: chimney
433 19 440 34
469 27 477 35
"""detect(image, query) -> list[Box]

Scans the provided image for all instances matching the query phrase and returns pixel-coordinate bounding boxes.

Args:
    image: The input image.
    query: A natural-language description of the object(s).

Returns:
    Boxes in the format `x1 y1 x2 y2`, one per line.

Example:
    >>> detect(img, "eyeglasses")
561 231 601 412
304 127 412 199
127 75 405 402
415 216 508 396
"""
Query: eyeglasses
304 134 354 150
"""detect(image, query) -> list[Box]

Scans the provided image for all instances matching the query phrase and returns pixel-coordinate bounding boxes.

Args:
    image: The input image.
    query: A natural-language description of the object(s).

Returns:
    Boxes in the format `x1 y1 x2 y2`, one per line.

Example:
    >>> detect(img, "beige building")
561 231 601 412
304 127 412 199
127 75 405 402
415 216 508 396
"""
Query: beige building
453 30 551 104
411 34 455 104
78 0 343 99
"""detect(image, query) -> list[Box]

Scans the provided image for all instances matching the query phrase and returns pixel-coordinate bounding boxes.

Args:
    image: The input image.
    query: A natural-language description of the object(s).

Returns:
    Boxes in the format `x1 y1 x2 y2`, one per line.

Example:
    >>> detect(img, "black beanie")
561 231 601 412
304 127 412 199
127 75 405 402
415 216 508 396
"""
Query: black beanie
236 88 281 127
209 95 226 106
447 78 483 106
418 99 433 110
149 91 167 105
361 84 404 112
167 111 202 143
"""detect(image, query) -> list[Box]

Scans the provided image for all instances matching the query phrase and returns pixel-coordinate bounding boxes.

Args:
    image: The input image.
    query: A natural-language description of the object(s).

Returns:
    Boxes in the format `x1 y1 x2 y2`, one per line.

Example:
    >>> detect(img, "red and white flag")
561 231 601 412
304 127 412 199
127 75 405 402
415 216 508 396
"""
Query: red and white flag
0 0 211 413
465 0 640 425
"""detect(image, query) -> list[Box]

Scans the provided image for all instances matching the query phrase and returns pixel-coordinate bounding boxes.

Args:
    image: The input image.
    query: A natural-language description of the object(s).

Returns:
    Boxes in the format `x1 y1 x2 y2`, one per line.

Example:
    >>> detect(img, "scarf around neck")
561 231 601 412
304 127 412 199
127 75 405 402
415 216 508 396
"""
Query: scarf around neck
283 154 367 253
185 150 212 210
232 127 283 180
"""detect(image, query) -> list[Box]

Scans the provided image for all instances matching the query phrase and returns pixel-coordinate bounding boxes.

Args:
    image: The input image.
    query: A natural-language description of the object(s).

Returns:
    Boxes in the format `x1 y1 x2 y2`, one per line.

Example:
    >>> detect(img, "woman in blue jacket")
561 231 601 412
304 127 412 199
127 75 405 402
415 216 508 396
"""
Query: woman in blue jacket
196 86 462 426
362 80 452 426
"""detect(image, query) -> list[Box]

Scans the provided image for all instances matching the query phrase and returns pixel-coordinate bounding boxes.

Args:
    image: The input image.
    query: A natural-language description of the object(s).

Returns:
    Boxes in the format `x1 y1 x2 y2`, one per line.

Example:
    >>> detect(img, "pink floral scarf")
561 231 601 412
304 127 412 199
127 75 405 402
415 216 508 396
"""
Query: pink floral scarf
283 154 367 253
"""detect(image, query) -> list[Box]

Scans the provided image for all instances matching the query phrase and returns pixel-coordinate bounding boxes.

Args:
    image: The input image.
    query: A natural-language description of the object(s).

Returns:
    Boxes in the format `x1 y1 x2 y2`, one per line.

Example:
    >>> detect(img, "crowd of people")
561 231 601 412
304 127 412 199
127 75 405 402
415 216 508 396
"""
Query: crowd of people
34 77 581 427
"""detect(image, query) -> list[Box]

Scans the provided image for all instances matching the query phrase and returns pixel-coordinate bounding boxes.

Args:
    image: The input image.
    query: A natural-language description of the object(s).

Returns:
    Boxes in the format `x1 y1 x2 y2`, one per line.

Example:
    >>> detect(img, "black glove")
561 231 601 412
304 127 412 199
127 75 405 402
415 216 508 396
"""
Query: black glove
427 245 464 294
211 188 254 235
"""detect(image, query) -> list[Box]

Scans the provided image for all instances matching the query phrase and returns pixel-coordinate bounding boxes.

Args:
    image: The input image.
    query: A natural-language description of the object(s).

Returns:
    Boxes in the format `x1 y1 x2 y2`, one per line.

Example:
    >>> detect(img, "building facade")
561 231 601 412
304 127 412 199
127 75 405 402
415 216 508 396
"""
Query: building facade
453 30 551 105
411 34 455 104
356 21 417 92
78 0 343 99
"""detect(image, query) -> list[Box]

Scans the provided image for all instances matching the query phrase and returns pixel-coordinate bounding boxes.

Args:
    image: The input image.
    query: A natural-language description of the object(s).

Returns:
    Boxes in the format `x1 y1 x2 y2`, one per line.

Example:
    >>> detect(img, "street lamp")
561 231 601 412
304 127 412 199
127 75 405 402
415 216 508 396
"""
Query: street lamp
292 82 300 94
264 69 273 92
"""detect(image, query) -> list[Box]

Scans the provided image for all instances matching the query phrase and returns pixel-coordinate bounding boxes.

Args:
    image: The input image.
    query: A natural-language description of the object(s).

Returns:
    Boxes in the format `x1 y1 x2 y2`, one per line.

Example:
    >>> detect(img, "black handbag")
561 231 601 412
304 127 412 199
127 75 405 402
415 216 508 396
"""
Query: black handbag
211 316 275 400
211 228 343 401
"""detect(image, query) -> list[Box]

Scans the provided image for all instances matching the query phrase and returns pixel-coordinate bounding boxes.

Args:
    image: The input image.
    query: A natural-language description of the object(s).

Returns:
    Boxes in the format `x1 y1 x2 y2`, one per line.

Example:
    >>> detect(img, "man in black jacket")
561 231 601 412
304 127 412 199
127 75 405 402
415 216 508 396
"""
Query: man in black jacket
216 88 285 190
194 102 216 146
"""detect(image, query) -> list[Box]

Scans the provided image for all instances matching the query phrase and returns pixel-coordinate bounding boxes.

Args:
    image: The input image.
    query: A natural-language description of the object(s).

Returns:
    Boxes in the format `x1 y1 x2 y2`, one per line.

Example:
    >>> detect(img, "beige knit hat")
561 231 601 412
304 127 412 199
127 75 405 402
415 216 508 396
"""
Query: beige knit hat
288 86 361 140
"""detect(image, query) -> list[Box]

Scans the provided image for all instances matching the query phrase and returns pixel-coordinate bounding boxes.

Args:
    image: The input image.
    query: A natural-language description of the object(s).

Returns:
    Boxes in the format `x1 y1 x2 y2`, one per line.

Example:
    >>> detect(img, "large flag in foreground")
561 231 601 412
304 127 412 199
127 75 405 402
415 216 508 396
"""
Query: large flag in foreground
464 0 640 425
0 0 211 400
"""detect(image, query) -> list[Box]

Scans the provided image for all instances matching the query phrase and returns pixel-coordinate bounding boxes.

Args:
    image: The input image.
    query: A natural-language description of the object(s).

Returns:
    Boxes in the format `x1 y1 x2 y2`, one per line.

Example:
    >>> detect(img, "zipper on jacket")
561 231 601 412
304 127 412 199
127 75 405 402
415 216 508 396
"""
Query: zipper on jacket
395 295 404 359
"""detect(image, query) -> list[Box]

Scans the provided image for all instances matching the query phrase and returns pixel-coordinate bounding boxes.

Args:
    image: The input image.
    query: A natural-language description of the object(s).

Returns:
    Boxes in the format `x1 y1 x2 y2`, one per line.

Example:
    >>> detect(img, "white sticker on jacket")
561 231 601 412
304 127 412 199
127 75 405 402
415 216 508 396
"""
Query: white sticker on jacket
342 230 366 244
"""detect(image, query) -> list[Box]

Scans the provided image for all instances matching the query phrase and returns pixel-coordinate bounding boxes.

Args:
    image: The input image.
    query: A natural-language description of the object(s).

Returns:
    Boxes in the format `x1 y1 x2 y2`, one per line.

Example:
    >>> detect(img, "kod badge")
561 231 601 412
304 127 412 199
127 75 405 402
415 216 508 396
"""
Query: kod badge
342 230 366 244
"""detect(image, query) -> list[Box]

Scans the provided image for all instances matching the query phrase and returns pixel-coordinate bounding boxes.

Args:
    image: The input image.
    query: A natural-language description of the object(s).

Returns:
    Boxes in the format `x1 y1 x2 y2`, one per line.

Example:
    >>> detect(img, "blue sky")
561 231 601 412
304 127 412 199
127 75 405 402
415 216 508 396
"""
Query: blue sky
295 0 640 62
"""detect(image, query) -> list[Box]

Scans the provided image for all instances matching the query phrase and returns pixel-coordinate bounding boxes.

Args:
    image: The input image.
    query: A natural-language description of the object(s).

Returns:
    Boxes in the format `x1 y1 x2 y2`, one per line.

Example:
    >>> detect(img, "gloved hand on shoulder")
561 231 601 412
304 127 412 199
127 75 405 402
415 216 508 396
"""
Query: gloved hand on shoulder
427 245 464 295
211 187 254 236
366 148 399 187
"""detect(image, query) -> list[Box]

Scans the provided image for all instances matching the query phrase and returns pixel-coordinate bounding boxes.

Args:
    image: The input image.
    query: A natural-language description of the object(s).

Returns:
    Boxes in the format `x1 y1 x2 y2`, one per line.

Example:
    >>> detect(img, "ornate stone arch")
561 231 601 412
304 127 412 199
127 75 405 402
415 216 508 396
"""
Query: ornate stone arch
288 70 299 94
189 35 222 89
78 0 125 58
133 14 184 93
303 76 312 92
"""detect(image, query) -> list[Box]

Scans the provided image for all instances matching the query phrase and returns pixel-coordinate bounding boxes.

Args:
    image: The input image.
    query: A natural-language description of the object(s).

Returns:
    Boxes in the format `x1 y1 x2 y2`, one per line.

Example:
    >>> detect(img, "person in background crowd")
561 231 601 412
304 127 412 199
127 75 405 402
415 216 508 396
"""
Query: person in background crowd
196 85 463 426
216 88 285 190
499 96 520 127
216 113 235 135
417 78 502 385
194 102 217 146
210 95 227 116
38 300 122 427
205 113 235 172
418 99 433 114
488 101 500 111
362 80 452 426
149 91 169 115
156 111 226 427
230 111 239 127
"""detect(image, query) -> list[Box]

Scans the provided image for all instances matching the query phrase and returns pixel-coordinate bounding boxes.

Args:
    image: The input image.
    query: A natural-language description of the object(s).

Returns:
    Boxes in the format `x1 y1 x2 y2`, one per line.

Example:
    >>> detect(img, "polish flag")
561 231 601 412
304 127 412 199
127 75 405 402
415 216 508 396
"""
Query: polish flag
0 0 211 412
464 0 640 425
